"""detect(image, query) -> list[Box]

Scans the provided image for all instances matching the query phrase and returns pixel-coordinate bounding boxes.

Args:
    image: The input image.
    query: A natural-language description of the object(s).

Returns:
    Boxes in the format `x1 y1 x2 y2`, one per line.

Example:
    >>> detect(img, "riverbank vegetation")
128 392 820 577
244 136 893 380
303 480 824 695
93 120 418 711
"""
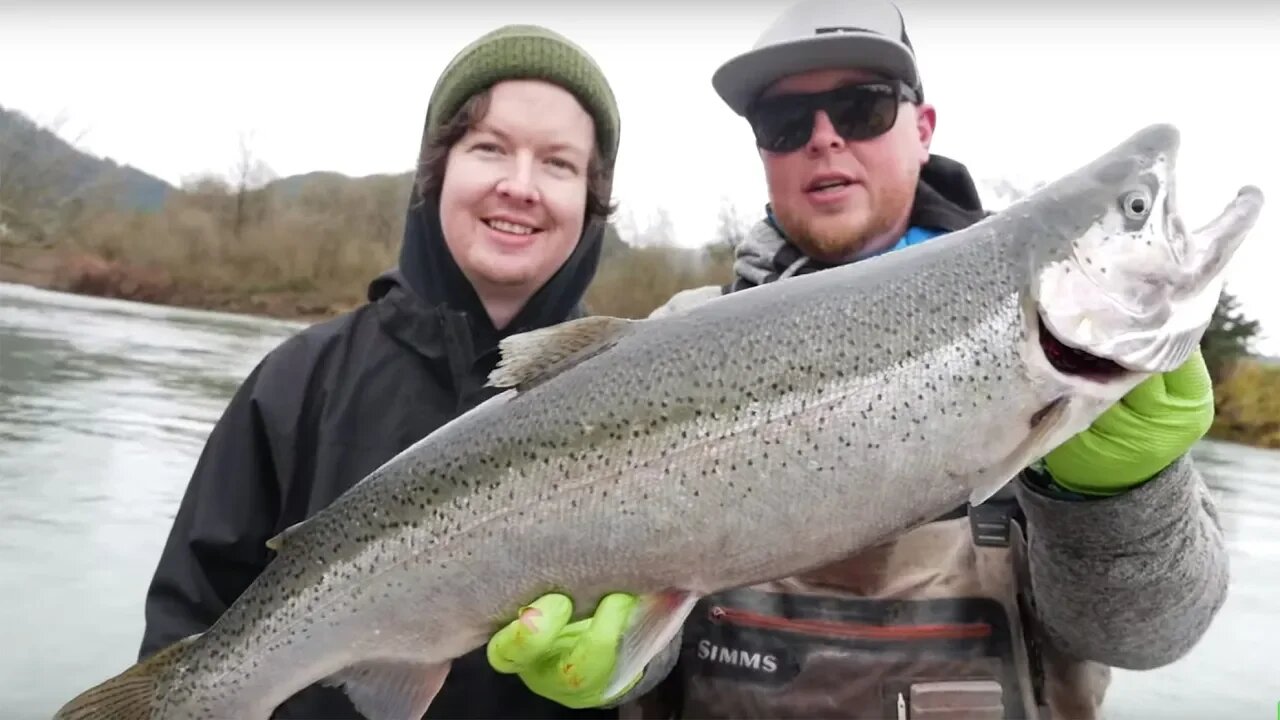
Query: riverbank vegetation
1201 291 1279 449
0 170 735 320
1209 357 1280 449
2 105 1275 449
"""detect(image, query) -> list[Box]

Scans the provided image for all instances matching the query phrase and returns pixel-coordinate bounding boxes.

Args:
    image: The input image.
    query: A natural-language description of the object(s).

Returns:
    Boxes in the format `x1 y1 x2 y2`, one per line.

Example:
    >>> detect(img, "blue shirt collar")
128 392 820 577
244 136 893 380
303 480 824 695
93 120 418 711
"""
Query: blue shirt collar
764 205 947 263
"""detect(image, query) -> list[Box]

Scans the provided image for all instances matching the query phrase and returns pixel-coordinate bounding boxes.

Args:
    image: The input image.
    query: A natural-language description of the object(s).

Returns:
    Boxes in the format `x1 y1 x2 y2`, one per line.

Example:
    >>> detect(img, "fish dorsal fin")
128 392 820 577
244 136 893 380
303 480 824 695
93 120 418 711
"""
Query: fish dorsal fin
487 315 636 391
265 520 305 552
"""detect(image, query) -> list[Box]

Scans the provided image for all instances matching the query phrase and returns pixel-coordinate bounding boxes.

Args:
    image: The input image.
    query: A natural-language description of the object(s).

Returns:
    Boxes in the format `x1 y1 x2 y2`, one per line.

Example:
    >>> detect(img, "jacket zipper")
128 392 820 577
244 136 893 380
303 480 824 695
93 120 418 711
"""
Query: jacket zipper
709 606 992 641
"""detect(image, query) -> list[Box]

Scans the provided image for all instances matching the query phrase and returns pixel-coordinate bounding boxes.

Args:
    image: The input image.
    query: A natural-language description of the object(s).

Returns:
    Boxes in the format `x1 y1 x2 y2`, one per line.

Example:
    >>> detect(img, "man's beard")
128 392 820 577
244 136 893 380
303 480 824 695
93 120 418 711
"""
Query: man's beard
773 188 913 264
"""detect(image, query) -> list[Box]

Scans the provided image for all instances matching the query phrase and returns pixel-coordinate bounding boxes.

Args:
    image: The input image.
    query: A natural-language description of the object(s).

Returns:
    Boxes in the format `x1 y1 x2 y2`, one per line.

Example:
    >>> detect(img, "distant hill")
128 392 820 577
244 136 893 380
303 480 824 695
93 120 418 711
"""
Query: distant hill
0 104 175 213
263 169 414 199
0 103 423 241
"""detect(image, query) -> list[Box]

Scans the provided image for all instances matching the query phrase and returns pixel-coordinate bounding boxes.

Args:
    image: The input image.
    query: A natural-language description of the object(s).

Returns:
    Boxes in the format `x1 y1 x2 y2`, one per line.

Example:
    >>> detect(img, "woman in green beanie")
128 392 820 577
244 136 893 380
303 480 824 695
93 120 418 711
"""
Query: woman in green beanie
136 24 624 720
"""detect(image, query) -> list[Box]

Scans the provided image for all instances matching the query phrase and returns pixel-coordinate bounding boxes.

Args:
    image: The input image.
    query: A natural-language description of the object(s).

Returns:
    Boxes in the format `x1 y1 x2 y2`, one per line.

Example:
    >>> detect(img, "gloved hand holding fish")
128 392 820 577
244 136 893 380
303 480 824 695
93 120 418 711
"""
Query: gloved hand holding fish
53 123 1264 720
1041 347 1216 494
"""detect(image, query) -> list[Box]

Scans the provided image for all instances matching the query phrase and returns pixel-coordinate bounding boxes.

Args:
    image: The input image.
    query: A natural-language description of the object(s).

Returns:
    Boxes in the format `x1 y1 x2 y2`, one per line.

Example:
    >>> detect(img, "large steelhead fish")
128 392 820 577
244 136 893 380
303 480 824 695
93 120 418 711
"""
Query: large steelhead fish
56 123 1263 720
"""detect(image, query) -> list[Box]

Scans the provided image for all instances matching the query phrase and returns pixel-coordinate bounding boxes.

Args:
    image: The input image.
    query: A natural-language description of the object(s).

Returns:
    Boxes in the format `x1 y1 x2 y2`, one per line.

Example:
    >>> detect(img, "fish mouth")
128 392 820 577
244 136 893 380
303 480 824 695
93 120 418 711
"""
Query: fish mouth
1179 185 1264 292
1035 314 1130 382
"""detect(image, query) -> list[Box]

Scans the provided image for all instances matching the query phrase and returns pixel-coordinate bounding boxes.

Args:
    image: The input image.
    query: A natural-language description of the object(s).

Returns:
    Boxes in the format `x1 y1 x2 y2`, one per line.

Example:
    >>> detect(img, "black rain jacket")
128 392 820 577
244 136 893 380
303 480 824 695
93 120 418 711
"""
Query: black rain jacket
138 110 617 719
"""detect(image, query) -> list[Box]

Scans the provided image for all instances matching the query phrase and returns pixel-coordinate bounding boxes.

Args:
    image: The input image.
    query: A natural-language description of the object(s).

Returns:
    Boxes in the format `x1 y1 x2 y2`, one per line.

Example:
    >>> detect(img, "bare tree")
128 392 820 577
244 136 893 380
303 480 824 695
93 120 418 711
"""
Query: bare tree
633 206 677 247
231 130 275 239
714 196 750 249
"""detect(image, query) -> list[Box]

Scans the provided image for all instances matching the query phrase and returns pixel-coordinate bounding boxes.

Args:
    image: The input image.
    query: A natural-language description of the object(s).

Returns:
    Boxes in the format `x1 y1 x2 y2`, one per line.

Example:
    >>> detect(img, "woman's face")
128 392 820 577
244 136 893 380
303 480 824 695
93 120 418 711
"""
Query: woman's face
439 79 596 325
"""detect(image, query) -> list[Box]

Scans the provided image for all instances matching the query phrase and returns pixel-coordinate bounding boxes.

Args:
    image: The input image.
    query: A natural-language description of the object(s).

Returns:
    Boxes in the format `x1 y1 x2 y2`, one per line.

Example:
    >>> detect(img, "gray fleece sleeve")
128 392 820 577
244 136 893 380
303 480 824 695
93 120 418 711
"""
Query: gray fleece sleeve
1014 454 1230 669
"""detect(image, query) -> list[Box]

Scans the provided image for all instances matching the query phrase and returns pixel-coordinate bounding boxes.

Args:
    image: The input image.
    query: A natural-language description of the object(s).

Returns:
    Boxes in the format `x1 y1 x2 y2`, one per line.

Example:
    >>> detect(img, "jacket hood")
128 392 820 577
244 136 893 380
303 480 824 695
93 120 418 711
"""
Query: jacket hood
909 153 988 231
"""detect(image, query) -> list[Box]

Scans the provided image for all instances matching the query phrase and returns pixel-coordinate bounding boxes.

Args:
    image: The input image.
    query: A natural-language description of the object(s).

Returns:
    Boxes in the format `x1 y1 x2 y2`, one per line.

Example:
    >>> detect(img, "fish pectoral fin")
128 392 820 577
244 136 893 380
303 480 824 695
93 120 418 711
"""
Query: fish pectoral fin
968 396 1073 506
603 588 700 701
324 659 451 720
487 315 637 391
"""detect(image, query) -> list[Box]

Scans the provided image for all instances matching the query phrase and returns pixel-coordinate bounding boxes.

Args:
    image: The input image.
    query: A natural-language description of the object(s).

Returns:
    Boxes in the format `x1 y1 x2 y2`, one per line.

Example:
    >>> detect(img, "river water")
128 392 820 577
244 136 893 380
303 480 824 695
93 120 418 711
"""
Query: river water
0 281 1275 719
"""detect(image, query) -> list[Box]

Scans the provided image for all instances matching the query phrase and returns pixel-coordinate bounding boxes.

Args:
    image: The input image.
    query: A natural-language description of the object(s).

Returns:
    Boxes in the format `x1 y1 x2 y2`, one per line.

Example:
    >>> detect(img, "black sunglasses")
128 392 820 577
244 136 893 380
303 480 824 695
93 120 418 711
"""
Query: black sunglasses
746 81 920 154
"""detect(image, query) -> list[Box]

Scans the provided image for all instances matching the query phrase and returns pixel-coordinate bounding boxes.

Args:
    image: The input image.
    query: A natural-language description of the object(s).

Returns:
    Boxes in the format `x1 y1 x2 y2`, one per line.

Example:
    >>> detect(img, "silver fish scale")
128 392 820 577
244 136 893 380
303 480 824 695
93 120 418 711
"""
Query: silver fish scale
160 219 1070 714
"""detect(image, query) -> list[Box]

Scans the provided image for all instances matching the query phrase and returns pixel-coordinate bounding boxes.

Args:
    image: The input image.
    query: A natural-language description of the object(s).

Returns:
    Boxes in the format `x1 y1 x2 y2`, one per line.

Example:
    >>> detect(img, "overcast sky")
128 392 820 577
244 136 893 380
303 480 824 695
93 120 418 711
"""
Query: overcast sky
2 0 1277 354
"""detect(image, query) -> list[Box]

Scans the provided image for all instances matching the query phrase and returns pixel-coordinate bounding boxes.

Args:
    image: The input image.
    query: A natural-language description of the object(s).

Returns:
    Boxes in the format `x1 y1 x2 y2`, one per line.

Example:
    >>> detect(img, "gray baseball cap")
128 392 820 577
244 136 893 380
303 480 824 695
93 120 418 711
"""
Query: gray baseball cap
712 0 923 117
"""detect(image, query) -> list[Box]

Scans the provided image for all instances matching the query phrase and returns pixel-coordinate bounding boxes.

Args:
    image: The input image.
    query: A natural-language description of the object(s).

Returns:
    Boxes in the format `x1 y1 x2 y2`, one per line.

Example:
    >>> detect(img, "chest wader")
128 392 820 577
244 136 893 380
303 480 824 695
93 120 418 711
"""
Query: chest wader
621 489 1111 719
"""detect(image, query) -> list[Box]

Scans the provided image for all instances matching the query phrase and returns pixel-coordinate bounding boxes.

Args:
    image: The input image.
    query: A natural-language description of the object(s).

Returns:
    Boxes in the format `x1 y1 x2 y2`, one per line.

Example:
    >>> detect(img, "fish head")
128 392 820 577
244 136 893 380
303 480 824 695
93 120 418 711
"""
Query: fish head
1027 122 1264 375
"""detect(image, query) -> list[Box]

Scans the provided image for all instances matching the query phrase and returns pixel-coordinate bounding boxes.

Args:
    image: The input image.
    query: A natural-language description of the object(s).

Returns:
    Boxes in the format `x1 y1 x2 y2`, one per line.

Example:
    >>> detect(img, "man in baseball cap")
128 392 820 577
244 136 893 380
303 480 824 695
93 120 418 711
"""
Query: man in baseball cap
485 2 1228 717
709 0 953 278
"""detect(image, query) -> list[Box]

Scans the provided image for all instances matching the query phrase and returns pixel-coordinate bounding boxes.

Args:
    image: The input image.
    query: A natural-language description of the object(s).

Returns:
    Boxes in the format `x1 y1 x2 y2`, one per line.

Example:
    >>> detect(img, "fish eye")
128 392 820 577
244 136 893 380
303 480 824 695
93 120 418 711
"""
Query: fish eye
1120 188 1152 220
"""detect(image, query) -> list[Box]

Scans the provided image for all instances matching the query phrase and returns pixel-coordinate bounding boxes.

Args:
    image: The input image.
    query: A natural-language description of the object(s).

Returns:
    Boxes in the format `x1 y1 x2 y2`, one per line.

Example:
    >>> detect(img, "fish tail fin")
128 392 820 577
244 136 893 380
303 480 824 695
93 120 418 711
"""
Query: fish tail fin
54 634 200 720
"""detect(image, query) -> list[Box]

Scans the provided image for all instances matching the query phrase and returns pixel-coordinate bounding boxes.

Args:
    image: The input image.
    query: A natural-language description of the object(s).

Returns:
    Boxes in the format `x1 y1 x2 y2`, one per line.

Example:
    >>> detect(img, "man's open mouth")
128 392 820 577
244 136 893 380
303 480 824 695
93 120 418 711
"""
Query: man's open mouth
805 175 856 194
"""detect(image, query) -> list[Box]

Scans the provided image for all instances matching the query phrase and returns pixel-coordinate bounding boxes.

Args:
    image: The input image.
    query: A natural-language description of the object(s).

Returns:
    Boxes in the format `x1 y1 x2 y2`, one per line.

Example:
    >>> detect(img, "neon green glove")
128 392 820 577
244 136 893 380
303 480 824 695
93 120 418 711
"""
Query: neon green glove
1043 349 1215 495
487 592 641 709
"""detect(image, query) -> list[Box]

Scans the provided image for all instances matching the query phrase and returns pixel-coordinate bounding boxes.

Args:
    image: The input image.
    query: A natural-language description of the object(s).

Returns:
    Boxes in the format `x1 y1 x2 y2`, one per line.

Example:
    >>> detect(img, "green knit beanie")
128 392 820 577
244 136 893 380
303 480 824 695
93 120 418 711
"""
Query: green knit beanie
426 24 621 166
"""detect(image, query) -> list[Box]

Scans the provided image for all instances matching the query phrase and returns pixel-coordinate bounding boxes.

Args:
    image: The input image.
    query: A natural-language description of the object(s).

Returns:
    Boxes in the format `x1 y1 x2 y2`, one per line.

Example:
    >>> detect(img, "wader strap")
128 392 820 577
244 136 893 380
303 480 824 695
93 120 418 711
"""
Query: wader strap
969 483 1020 548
